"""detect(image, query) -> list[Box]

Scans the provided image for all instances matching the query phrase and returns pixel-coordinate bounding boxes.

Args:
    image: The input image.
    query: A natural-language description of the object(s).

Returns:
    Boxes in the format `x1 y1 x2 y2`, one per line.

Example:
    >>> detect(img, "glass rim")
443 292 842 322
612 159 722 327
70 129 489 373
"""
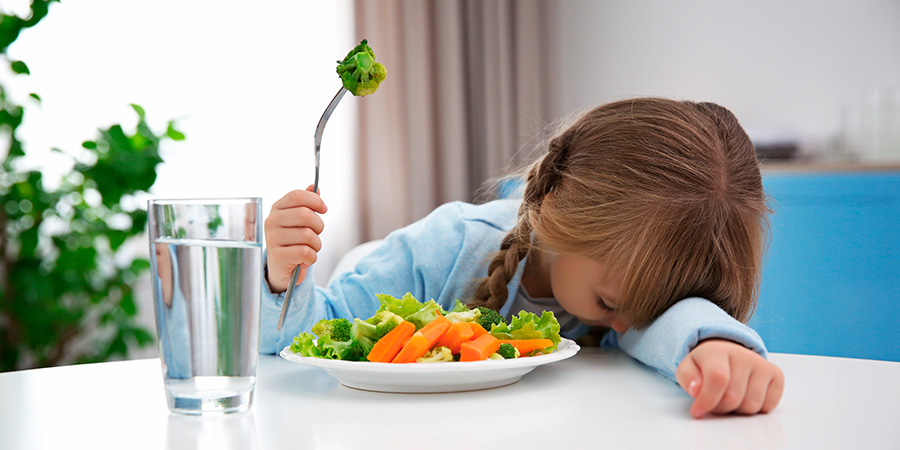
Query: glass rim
148 197 261 206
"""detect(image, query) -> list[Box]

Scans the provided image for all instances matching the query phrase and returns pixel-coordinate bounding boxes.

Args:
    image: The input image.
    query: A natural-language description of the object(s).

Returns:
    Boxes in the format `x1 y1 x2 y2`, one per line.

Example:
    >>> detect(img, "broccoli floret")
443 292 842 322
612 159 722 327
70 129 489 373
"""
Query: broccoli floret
346 311 404 361
349 318 378 357
336 39 387 96
496 343 520 359
445 308 481 324
311 318 352 342
291 320 357 360
476 306 507 331
416 346 454 363
366 310 405 338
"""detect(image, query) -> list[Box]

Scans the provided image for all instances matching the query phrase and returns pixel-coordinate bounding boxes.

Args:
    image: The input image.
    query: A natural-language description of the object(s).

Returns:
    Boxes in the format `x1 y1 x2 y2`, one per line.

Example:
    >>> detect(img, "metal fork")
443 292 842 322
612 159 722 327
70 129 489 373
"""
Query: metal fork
277 86 348 330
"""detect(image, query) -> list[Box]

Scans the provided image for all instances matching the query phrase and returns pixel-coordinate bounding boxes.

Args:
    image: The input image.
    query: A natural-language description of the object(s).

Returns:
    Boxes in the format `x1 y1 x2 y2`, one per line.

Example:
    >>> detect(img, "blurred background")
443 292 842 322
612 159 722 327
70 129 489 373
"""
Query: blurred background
1 0 898 370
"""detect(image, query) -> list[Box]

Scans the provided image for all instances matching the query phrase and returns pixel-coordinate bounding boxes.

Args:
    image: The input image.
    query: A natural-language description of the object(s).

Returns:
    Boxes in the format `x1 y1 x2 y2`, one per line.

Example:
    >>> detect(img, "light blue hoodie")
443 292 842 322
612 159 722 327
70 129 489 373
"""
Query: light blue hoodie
259 199 767 381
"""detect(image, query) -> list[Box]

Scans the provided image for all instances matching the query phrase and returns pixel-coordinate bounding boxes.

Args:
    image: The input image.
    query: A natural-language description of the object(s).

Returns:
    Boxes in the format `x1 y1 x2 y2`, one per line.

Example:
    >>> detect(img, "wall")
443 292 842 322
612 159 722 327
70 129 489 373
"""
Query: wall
546 0 900 159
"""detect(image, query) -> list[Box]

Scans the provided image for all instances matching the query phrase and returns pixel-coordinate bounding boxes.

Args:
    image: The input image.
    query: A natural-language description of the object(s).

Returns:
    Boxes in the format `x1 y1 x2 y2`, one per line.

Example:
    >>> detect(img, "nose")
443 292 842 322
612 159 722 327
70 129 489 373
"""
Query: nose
610 315 629 334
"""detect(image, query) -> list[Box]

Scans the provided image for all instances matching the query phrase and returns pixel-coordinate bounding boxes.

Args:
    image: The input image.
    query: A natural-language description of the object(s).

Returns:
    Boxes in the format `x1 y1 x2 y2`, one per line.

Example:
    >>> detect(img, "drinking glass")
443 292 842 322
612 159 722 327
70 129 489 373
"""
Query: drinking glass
148 198 262 415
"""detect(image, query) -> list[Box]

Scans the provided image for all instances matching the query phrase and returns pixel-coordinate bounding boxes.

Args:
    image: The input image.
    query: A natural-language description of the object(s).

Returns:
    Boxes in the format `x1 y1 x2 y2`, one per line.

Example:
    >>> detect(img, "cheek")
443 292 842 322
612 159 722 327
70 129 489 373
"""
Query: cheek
550 274 599 319
548 256 621 322
548 270 573 304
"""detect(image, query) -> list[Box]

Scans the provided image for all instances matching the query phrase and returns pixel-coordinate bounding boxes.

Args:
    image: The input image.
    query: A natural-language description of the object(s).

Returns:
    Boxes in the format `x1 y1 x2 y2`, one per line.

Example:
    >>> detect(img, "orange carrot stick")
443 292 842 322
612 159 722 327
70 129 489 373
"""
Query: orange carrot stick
366 321 415 363
459 333 501 362
469 322 488 338
392 334 430 363
437 321 483 354
437 322 463 353
392 315 451 363
437 322 473 354
418 315 451 345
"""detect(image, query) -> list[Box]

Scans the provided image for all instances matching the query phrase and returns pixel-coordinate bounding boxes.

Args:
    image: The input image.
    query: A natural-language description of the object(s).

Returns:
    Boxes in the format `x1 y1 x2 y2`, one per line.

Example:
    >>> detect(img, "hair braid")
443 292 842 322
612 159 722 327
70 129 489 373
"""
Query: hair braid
470 133 573 310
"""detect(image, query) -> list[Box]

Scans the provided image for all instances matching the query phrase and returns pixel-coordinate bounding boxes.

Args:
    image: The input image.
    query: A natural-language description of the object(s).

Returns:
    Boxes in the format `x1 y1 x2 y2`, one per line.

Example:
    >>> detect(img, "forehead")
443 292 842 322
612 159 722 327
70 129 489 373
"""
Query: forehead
553 254 623 287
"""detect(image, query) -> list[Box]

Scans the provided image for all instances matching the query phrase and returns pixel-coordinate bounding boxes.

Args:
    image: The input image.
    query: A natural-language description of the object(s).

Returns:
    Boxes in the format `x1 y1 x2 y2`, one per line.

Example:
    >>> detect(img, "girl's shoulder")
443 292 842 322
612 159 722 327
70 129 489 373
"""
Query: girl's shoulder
428 199 520 232
382 199 520 257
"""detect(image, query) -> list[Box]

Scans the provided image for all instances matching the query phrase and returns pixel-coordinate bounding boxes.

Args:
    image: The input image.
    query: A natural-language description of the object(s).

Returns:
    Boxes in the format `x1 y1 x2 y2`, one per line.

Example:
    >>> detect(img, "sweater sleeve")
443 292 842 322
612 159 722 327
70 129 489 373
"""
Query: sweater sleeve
257 202 496 354
602 297 768 381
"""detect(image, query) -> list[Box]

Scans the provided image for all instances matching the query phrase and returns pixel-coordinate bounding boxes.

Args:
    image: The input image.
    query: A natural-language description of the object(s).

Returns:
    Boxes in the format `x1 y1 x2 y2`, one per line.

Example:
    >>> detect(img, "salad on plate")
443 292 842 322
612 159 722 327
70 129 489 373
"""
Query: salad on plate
289 293 563 364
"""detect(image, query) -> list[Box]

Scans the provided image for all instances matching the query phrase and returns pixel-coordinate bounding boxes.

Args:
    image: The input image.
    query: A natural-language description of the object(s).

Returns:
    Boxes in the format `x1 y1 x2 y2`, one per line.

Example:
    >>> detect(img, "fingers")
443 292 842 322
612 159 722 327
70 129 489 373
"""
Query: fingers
688 351 731 419
733 368 769 415
731 364 784 415
759 366 785 414
266 205 326 235
266 242 319 293
269 245 317 283
679 339 785 419
270 238 323 266
677 352 720 419
267 226 323 250
272 187 328 214
675 353 702 398
264 187 328 293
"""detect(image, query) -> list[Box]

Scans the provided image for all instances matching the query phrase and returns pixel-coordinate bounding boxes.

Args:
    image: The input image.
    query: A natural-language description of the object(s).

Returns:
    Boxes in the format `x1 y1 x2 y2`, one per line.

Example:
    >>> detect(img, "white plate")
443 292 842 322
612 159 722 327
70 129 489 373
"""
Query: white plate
279 338 581 393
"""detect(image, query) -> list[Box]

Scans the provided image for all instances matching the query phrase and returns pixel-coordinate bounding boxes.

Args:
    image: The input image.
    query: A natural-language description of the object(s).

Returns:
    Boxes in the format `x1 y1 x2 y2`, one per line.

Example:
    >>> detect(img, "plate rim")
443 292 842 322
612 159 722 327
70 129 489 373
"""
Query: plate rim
279 337 581 373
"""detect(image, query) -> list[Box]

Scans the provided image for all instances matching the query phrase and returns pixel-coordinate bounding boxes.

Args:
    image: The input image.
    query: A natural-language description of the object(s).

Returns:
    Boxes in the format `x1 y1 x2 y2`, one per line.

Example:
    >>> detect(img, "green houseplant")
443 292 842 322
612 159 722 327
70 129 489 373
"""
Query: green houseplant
0 0 184 370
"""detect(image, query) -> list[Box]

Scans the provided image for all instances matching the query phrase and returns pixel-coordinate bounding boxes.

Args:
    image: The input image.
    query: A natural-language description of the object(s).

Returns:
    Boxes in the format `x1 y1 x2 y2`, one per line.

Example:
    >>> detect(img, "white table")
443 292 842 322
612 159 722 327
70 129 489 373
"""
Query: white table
1 349 898 449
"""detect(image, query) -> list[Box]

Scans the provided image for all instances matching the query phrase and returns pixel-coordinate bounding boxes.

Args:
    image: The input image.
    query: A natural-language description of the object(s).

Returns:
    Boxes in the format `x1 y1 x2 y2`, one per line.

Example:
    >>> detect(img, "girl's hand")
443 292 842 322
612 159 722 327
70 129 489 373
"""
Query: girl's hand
676 338 784 419
264 186 327 293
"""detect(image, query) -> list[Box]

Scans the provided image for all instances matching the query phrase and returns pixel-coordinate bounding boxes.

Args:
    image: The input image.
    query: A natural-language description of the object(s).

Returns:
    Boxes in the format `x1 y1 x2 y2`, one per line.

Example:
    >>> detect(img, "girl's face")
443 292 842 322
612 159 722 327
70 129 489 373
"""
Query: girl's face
549 255 630 333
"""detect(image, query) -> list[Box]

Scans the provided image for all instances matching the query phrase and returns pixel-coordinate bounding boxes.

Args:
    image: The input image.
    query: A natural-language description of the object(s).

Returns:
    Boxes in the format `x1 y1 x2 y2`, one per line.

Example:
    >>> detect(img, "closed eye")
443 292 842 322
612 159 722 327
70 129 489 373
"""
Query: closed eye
596 296 615 312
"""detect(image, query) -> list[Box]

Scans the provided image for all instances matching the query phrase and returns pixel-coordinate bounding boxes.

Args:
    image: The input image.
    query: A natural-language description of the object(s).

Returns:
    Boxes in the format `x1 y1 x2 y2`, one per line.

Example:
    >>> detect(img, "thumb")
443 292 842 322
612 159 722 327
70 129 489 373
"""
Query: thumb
306 184 323 196
676 354 703 398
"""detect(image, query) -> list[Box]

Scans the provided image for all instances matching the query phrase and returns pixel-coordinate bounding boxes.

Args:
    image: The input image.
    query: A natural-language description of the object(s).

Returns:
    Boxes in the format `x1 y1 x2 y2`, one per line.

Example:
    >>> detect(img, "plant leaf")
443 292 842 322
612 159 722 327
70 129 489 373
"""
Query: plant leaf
166 121 185 141
130 103 146 119
10 60 29 74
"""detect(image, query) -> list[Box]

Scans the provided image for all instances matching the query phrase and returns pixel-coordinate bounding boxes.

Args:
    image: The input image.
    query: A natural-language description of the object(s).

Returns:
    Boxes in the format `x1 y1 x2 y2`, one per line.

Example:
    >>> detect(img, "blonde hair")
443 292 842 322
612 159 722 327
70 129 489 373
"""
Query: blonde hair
470 98 769 328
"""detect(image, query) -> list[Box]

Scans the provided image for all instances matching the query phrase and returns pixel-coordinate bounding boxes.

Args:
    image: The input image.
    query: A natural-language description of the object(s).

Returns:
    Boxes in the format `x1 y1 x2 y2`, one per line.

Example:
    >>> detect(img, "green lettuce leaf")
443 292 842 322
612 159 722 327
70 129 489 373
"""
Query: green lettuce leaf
376 292 424 317
489 310 561 354
403 300 443 330
443 299 470 314
290 332 322 357
376 292 443 330
290 331 363 360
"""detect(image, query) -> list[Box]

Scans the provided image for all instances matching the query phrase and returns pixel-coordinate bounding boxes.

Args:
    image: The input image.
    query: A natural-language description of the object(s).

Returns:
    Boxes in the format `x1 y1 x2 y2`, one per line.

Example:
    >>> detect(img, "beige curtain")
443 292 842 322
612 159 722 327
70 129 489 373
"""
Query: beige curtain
351 0 556 240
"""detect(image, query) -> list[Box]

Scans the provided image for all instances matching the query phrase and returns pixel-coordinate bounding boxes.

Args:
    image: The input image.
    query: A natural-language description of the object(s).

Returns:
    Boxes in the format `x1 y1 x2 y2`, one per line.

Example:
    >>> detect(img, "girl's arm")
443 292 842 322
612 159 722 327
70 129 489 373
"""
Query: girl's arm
603 297 783 417
258 200 516 354
603 297 767 379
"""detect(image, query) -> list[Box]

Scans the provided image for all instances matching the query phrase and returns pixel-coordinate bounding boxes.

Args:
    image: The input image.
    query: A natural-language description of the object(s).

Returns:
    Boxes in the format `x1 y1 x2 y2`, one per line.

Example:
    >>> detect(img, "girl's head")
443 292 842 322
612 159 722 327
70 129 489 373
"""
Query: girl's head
472 98 769 329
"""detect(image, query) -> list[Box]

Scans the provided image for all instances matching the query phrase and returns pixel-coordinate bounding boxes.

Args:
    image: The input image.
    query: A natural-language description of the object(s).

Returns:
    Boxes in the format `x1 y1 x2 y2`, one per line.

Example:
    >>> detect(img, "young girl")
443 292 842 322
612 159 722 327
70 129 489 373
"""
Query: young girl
260 98 784 419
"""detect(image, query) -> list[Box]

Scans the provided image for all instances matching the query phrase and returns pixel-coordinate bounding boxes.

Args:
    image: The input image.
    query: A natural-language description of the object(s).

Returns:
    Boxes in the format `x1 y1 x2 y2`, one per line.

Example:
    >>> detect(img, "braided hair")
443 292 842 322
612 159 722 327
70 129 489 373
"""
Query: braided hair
469 131 574 310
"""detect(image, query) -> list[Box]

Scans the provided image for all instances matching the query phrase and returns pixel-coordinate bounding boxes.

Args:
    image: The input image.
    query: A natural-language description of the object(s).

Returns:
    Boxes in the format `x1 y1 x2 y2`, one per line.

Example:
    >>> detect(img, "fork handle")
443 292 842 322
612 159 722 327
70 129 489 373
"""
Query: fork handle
277 86 349 331
277 266 301 330
313 87 348 193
